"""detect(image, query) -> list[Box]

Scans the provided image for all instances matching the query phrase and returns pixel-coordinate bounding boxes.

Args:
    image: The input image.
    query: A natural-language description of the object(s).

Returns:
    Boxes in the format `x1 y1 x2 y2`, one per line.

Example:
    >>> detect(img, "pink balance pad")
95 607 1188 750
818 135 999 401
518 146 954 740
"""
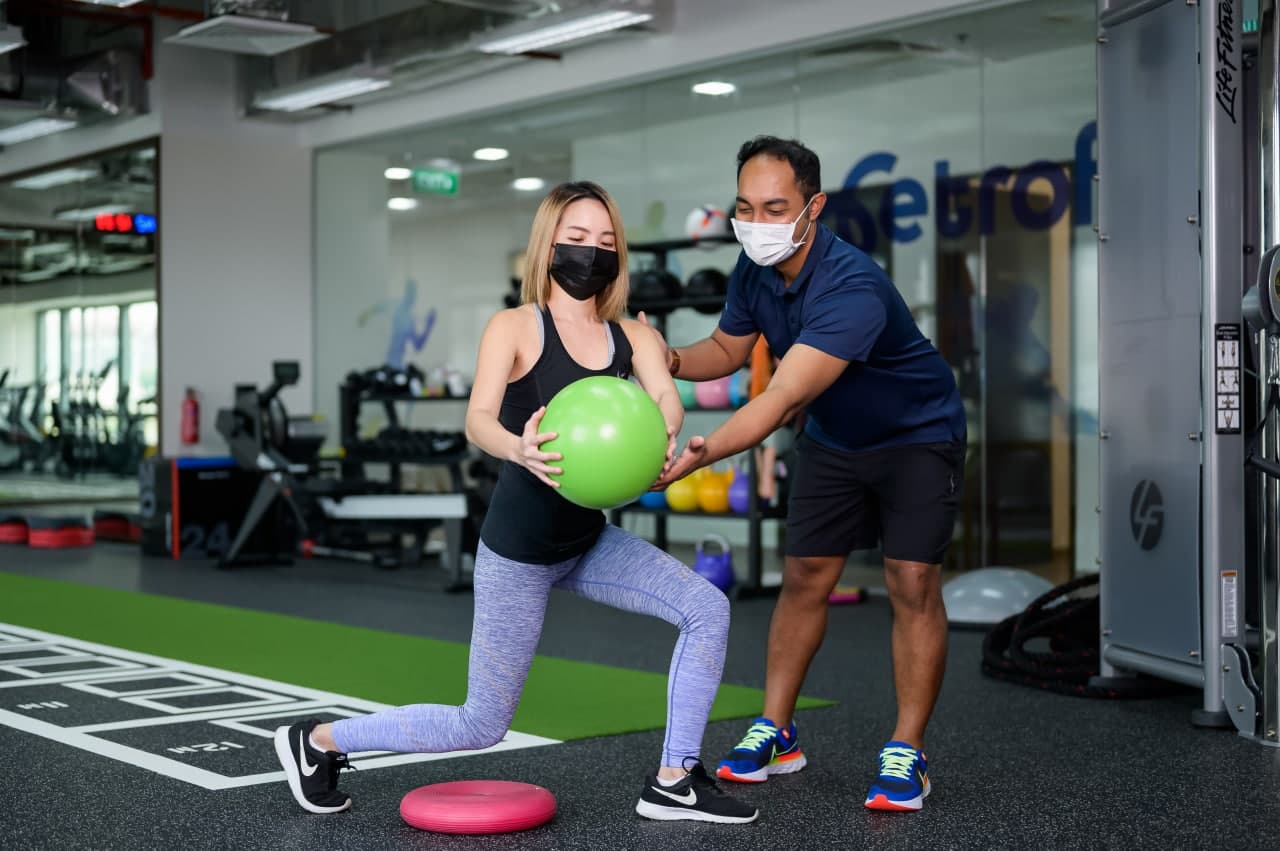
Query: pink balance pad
400 780 556 835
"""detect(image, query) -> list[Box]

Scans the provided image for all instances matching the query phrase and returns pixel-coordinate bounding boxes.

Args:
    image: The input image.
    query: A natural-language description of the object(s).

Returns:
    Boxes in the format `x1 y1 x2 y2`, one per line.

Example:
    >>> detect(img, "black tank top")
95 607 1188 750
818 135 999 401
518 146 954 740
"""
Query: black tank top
479 306 634 564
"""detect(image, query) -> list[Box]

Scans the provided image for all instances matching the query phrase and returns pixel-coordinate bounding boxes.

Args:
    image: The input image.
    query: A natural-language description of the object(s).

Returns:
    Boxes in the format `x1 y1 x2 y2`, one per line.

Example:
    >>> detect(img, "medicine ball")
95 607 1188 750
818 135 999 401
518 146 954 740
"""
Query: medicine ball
685 268 729 314
628 268 683 317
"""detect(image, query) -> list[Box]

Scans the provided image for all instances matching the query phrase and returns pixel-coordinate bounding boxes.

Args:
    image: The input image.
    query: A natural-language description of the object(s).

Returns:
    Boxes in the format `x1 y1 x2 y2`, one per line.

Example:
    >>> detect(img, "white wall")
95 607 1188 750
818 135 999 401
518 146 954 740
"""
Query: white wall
388 205 540 377
153 22 313 456
313 151 392 442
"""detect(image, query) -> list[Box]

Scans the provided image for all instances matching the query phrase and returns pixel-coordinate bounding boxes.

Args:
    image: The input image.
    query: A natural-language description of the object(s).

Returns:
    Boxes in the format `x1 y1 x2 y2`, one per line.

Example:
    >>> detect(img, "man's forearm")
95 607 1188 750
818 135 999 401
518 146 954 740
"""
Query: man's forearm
700 390 794 466
672 337 745 381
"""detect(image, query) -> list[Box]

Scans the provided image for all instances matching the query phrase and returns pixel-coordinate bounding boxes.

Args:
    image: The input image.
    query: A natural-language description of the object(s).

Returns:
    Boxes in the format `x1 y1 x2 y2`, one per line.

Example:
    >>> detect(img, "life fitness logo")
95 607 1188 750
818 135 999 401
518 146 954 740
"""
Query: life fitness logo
825 122 1097 253
1129 479 1164 551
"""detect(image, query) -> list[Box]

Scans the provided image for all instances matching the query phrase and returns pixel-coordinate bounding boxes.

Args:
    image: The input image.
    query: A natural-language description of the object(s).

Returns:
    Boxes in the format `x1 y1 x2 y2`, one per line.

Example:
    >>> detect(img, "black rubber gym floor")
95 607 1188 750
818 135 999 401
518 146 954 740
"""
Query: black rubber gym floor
4 546 1280 850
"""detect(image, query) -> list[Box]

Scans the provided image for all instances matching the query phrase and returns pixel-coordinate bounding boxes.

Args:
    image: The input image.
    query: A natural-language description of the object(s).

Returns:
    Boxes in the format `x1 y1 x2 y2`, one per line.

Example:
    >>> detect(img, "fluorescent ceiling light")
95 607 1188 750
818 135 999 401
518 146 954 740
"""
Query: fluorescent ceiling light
0 117 77 146
475 10 653 55
512 177 546 192
55 203 135 223
72 1 145 6
473 147 509 162
692 80 736 96
387 197 419 211
253 69 392 113
13 166 99 190
0 24 26 55
384 166 412 180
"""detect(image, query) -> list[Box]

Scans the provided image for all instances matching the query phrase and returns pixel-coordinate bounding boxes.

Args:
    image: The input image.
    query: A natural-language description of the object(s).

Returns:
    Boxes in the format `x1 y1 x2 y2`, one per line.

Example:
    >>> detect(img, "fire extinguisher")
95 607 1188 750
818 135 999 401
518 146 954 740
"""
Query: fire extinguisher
180 387 200 445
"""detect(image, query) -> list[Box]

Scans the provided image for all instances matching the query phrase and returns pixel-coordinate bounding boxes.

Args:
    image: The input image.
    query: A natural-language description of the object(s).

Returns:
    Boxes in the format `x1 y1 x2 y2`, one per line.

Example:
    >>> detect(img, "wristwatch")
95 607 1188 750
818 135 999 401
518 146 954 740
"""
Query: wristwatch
669 348 681 377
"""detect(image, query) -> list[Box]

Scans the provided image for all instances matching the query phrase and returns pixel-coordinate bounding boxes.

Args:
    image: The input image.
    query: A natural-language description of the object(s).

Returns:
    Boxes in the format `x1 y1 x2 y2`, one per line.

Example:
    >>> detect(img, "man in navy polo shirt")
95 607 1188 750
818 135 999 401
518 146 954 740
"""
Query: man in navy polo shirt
650 136 966 812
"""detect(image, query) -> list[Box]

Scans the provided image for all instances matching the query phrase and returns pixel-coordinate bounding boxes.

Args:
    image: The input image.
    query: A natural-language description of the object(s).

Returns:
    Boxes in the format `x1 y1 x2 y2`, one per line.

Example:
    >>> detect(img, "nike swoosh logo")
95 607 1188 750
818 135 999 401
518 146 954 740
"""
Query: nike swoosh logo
651 786 697 805
299 731 318 777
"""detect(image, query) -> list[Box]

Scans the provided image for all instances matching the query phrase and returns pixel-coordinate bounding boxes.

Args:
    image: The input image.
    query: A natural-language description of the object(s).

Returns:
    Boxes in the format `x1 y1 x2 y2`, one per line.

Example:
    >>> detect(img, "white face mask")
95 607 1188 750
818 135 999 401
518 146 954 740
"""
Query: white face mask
731 200 815 266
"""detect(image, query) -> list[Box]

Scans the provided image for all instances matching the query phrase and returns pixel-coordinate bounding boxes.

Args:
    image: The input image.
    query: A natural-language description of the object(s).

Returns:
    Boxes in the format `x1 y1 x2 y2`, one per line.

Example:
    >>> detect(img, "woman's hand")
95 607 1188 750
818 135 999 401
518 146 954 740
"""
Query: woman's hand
663 421 678 472
517 406 563 488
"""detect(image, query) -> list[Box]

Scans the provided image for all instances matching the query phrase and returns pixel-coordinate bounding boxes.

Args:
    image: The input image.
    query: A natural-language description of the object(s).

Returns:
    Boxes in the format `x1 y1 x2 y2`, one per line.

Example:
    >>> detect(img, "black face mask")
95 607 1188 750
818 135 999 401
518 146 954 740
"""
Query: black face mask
549 243 618 301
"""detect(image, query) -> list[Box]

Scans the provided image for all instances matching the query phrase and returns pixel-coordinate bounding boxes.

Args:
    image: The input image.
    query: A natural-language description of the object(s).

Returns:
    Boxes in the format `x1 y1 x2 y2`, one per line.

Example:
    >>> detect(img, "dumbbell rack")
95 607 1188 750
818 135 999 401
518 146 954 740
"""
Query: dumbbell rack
337 382 469 494
626 234 738 323
619 234 787 599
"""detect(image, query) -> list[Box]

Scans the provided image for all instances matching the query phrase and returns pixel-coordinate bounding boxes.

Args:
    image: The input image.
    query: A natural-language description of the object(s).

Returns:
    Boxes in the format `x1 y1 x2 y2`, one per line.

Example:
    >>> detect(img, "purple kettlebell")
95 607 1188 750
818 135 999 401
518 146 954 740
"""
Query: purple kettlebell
728 470 750 514
692 533 734 592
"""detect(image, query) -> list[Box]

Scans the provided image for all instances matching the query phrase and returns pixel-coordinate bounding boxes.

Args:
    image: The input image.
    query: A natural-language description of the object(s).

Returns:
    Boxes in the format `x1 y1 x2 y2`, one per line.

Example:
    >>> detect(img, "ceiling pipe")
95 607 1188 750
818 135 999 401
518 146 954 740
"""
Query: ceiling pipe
7 0 158 79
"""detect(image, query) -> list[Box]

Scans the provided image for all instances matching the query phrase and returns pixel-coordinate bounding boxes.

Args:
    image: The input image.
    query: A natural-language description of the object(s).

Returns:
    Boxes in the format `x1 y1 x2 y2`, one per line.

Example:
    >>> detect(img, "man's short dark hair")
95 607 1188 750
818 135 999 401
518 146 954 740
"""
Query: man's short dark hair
736 136 821 199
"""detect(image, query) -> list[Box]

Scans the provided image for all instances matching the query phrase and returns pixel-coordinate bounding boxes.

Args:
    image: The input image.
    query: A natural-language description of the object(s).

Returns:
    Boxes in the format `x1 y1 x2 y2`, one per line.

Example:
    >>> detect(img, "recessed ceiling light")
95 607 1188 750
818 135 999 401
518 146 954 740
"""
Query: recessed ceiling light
512 177 546 192
473 147 509 162
692 81 736 96
384 166 412 180
387 197 419 211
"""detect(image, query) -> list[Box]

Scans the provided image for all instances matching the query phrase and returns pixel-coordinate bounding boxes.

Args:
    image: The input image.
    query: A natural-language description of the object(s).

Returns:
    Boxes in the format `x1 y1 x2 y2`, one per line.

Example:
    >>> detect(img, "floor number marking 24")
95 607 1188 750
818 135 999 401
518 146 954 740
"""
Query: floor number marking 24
166 741 247 754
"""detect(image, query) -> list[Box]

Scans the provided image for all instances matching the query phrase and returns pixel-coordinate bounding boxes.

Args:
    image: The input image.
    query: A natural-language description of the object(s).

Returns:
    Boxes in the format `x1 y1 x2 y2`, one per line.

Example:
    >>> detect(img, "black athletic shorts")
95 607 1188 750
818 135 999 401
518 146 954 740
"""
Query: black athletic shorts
785 434 965 564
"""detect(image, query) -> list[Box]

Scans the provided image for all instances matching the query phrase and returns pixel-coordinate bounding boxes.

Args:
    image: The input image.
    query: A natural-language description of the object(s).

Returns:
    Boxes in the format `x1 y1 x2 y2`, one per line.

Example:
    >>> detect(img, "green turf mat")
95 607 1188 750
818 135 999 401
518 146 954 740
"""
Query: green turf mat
0 572 833 741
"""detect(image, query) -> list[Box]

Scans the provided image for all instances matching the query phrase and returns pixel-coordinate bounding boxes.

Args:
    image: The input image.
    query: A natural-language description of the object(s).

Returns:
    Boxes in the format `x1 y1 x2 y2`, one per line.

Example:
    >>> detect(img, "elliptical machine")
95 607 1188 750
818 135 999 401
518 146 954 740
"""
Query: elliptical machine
0 369 47 472
215 361 327 566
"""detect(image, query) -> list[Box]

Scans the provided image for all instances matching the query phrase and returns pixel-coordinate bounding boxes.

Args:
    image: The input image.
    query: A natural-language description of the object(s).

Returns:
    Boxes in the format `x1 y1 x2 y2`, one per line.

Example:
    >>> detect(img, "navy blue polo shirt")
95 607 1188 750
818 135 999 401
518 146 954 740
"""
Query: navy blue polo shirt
719 224 966 453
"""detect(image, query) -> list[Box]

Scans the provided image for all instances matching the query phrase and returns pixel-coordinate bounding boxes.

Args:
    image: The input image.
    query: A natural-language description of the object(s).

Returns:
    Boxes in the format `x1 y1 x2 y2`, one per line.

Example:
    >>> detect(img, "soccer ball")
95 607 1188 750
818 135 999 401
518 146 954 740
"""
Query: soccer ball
684 205 730 241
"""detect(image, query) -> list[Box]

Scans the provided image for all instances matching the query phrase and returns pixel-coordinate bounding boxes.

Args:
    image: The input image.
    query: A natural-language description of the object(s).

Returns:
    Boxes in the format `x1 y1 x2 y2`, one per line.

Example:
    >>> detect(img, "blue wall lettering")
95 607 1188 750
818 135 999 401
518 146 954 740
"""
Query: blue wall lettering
827 121 1097 253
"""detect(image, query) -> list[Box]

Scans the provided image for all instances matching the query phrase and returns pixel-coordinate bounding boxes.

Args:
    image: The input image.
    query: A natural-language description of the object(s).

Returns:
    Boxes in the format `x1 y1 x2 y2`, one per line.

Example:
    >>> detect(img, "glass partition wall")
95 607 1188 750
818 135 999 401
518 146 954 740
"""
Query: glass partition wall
313 0 1098 583
0 142 158 506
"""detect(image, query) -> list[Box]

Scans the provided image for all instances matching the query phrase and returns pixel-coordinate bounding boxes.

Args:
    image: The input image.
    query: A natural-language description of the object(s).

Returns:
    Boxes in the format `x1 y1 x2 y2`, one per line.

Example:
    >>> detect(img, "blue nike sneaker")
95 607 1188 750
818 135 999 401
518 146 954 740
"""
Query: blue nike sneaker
715 716 807 783
864 741 930 811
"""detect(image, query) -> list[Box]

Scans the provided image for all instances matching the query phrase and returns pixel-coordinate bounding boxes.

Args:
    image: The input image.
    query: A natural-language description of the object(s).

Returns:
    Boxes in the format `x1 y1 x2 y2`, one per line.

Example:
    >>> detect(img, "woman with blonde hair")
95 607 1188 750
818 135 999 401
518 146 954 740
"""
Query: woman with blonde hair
274 181 758 825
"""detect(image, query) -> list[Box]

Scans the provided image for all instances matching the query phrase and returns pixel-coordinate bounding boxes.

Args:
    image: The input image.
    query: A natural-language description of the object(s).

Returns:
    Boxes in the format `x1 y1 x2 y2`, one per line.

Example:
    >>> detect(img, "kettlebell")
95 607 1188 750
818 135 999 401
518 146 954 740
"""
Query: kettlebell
728 369 751 408
665 473 700 512
696 376 727 409
676 379 698 409
693 533 734 592
728 467 751 514
694 376 732 409
696 468 732 513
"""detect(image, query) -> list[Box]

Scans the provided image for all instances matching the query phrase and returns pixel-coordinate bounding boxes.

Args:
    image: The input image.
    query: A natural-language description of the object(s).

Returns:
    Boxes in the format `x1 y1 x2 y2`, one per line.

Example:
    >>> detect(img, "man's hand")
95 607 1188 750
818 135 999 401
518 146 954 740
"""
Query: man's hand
636 311 673 373
654 435 709 488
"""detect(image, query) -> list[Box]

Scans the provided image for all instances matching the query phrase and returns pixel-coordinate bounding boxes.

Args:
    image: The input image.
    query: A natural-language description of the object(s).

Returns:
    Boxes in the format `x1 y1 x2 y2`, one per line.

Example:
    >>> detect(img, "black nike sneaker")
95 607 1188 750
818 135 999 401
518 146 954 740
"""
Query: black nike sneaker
274 719 353 814
635 761 760 824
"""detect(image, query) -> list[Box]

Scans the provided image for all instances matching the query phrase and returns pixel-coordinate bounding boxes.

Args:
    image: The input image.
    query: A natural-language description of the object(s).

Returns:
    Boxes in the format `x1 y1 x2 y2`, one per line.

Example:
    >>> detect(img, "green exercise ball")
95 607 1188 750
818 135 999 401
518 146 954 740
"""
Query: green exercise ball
540 376 669 510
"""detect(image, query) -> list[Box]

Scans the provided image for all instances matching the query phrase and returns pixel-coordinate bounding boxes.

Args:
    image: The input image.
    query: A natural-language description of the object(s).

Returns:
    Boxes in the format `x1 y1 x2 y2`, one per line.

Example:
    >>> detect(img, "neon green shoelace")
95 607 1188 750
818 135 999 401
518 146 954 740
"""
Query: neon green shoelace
879 746 917 780
735 722 778 752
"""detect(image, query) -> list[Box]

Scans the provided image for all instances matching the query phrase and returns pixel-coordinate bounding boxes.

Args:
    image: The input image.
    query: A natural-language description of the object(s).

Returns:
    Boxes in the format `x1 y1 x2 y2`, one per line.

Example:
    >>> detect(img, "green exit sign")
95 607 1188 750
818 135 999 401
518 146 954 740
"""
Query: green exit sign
412 168 459 196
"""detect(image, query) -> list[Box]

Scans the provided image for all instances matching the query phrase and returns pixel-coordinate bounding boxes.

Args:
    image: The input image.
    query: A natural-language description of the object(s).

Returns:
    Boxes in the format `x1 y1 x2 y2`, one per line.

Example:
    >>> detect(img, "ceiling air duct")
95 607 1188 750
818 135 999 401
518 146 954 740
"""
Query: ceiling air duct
165 1 329 57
